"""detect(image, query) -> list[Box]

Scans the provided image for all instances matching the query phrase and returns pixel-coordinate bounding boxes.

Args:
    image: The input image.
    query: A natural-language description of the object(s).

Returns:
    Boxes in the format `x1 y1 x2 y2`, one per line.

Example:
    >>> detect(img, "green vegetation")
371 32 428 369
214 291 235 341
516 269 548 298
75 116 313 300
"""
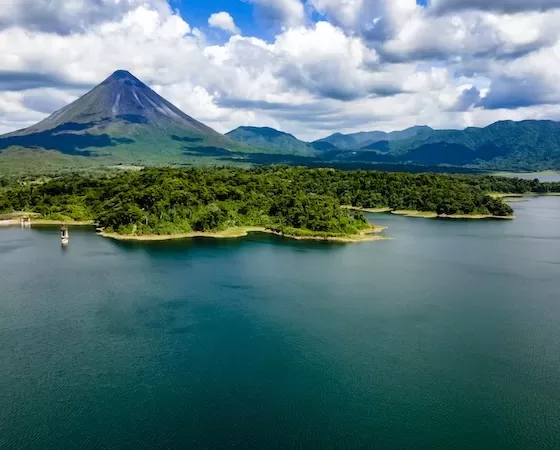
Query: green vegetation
359 120 560 170
0 147 105 175
459 175 560 195
226 127 317 156
0 167 528 238
228 121 560 171
314 126 434 150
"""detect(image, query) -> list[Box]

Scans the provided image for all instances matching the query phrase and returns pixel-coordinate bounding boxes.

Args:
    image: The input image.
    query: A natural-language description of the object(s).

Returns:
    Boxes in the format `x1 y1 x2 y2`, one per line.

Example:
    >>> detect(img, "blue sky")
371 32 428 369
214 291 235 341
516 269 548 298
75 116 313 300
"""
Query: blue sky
1 0 560 140
173 0 430 43
173 0 261 38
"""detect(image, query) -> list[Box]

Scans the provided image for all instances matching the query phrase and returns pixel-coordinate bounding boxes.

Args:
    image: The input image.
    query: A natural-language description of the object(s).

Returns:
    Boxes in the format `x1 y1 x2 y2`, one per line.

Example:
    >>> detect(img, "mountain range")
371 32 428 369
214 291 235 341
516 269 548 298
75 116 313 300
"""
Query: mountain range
313 125 435 150
227 122 560 171
226 126 317 156
1 70 559 173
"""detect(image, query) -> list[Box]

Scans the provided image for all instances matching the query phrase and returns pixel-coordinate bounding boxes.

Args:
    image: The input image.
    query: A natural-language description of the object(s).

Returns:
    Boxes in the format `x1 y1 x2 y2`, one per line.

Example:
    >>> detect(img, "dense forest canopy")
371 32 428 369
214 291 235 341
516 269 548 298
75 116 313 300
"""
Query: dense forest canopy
2 167 555 237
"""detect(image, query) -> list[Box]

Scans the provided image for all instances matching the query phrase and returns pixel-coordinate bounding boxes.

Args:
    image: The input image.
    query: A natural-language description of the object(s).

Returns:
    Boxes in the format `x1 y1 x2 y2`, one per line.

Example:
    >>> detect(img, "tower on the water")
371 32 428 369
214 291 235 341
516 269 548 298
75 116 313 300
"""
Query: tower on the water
60 226 69 245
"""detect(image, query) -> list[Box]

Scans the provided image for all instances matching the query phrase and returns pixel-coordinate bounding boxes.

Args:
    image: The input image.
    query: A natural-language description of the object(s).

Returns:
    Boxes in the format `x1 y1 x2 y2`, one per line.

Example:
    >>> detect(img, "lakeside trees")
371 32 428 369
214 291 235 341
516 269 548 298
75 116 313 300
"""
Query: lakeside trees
0 166 534 236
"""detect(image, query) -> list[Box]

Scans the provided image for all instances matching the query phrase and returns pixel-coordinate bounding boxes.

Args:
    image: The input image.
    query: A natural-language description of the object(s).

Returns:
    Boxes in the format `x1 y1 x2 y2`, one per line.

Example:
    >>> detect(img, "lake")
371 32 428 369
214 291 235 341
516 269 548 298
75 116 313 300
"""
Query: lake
1 197 560 449
494 171 560 182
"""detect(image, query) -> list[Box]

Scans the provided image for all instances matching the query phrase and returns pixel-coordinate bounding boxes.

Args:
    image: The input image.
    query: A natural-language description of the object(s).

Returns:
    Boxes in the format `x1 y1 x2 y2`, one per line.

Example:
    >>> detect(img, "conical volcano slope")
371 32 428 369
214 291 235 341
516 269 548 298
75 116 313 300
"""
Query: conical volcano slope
0 70 246 164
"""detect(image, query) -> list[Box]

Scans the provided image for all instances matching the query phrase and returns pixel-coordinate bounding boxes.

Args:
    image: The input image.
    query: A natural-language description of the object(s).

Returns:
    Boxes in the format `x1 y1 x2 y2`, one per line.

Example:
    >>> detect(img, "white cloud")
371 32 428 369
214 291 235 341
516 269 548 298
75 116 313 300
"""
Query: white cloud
475 41 560 109
0 0 171 34
308 0 418 44
380 8 560 62
1 0 560 141
273 21 397 100
308 0 365 29
0 7 194 86
430 0 560 14
246 0 305 28
208 11 240 35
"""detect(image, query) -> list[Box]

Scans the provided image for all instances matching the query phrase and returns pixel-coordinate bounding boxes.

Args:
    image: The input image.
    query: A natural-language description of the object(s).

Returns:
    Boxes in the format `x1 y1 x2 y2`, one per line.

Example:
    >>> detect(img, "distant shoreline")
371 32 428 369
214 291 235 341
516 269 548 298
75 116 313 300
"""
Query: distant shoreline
490 171 560 180
0 219 95 227
344 206 515 220
99 225 389 243
490 192 560 199
0 220 388 243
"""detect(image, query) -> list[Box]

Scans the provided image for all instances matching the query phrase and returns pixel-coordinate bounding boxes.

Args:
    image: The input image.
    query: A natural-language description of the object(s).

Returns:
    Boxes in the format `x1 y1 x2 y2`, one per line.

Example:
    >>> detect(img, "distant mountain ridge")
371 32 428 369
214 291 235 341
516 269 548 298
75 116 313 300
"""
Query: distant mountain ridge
226 126 316 156
313 126 435 150
225 125 435 156
355 120 560 170
227 121 560 170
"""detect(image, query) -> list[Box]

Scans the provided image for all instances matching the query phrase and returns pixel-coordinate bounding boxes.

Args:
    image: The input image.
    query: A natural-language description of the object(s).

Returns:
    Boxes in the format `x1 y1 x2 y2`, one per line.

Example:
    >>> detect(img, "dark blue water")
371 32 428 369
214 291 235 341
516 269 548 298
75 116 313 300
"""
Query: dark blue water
1 197 560 449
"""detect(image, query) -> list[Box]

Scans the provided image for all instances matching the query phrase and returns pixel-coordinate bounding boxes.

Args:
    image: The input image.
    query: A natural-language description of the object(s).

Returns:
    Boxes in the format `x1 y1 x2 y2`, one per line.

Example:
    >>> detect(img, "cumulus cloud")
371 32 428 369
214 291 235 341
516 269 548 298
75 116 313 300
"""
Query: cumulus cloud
0 71 90 91
21 88 78 114
476 43 560 110
308 0 365 29
208 11 240 34
1 0 560 140
0 7 194 86
0 0 171 34
430 0 560 15
246 0 305 28
378 6 560 63
451 86 482 111
478 77 546 110
273 22 400 100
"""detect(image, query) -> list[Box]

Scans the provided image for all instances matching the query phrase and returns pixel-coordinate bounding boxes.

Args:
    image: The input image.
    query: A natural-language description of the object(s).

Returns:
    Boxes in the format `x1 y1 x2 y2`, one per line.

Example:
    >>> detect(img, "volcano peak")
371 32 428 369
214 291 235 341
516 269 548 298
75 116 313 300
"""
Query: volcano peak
111 69 135 79
101 69 144 88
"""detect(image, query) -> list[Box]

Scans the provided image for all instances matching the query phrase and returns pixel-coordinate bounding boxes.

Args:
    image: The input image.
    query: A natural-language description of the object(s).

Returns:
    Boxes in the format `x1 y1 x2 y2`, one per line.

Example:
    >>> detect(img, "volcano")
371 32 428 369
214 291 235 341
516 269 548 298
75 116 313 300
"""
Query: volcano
0 70 247 163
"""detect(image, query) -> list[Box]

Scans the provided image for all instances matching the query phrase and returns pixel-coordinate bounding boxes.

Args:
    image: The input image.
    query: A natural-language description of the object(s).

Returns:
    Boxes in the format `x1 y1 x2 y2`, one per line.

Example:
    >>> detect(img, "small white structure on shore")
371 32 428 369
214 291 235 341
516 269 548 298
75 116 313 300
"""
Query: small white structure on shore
20 217 31 227
61 226 69 245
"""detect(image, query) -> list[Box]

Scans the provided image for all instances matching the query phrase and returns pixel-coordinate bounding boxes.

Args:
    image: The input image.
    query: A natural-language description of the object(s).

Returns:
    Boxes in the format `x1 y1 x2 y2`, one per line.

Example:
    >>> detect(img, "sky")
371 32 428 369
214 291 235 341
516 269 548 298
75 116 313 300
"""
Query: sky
2 0 560 141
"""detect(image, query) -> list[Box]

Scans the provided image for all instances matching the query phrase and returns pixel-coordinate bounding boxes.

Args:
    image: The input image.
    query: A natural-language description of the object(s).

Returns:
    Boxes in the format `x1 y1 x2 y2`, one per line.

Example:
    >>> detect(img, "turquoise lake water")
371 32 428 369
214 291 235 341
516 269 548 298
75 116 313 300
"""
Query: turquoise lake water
1 196 560 449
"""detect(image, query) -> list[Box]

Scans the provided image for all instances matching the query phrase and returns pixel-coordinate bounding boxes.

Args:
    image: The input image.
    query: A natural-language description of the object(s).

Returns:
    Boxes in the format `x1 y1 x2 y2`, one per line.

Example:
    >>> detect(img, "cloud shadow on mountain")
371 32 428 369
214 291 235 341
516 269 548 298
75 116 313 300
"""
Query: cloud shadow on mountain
0 122 136 156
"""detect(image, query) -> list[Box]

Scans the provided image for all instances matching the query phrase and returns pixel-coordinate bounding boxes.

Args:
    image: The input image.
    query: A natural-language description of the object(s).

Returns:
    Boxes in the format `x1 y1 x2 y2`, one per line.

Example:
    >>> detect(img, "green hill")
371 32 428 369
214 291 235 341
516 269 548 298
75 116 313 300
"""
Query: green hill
362 121 560 170
226 126 316 156
314 126 434 150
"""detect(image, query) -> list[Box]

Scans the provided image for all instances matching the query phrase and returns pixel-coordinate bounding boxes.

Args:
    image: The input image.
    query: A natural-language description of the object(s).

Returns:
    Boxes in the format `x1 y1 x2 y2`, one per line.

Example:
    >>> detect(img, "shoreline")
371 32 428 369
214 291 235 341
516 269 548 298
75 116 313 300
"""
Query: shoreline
0 215 388 243
99 225 389 243
342 206 392 213
0 219 95 227
490 171 560 179
345 206 514 220
30 219 94 226
490 192 560 199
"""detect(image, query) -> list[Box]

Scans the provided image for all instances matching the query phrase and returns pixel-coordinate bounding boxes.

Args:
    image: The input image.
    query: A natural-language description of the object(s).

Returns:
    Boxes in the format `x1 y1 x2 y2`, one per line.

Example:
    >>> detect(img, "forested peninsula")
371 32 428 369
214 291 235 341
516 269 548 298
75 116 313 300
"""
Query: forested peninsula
1 167 557 242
